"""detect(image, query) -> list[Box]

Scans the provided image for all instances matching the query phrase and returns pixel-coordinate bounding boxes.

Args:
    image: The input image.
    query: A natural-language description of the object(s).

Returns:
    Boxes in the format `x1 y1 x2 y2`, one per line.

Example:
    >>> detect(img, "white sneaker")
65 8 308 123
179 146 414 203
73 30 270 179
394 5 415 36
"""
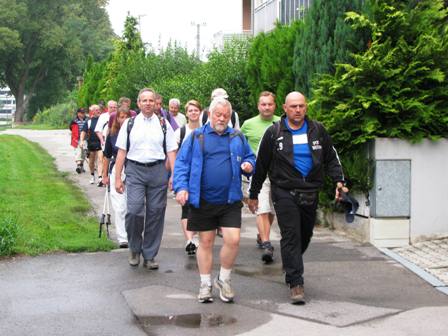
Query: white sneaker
89 175 95 184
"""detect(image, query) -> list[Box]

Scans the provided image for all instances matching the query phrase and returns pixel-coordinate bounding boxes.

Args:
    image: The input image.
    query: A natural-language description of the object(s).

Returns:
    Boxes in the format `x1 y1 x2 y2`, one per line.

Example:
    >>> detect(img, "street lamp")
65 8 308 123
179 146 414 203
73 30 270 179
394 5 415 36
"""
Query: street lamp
191 21 206 59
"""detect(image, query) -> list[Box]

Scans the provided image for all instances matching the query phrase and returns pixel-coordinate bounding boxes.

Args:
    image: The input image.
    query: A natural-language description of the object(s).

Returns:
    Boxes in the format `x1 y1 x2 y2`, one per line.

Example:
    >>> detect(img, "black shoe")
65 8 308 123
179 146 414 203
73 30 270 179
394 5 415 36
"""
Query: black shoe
185 241 196 256
75 166 82 174
119 242 128 249
261 241 274 263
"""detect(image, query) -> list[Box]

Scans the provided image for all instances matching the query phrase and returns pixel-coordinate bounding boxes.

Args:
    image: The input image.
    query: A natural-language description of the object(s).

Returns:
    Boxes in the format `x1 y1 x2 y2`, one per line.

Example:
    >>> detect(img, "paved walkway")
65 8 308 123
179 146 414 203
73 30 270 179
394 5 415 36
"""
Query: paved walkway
393 237 448 285
1 129 448 336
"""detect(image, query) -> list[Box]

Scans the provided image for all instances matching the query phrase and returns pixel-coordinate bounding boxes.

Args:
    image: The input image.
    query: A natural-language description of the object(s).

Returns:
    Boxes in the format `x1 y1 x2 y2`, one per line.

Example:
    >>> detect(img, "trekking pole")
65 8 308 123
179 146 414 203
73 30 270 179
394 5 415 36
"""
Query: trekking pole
105 184 111 239
98 187 108 238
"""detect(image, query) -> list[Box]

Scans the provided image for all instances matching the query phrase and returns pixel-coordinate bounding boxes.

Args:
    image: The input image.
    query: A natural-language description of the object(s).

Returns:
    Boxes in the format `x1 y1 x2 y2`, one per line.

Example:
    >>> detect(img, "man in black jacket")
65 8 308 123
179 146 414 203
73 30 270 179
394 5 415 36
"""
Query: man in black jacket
248 91 348 304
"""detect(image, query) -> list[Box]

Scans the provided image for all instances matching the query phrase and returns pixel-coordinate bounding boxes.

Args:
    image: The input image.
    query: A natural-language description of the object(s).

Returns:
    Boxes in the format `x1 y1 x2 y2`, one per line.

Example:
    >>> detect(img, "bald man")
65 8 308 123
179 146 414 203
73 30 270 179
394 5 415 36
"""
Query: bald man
248 91 347 304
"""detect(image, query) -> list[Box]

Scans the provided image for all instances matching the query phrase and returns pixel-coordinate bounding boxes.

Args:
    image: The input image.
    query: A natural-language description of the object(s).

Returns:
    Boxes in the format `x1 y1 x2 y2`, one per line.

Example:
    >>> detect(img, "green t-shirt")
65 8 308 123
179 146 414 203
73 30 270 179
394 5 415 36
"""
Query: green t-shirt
241 114 281 154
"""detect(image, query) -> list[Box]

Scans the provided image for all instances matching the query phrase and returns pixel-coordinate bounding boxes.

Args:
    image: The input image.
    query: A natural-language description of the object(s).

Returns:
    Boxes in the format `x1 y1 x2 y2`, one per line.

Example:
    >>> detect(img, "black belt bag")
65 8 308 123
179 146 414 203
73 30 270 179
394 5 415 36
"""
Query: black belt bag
289 190 318 207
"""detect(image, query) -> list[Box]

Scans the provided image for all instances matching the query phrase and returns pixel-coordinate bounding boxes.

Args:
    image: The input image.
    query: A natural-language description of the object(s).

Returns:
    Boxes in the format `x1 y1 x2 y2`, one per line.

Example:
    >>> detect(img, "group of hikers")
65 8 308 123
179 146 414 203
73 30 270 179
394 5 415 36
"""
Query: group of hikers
69 87 348 304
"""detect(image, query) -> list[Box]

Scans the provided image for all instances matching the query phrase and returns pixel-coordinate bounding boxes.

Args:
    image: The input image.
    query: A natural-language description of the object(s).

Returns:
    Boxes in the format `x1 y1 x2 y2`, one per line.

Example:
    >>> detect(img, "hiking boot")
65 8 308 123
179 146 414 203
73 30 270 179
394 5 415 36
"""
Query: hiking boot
256 234 263 249
261 241 274 264
119 242 128 249
143 258 159 270
198 283 213 303
214 277 234 303
290 285 305 304
89 175 95 184
185 241 196 256
76 165 82 174
128 251 140 267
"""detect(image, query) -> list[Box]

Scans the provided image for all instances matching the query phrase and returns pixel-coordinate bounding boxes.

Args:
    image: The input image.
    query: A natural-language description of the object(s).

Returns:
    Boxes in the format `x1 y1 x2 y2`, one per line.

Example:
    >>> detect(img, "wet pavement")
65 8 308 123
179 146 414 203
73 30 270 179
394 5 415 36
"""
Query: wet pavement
1 129 448 335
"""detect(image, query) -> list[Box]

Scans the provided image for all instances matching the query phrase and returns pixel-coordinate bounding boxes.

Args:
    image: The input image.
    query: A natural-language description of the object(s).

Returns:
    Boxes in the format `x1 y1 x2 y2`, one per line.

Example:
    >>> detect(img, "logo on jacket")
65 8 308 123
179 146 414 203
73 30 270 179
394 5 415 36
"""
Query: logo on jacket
312 140 322 150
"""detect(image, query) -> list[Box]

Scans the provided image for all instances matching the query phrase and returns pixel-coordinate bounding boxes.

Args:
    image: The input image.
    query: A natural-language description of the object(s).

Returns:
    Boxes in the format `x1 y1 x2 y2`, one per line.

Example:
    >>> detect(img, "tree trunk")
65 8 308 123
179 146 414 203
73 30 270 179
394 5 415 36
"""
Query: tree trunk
13 81 27 123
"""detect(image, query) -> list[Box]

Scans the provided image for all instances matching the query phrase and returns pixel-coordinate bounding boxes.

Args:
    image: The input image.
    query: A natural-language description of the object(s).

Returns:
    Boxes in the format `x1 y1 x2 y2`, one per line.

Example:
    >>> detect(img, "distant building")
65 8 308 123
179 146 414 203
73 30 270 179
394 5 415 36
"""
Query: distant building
0 87 16 118
253 0 313 34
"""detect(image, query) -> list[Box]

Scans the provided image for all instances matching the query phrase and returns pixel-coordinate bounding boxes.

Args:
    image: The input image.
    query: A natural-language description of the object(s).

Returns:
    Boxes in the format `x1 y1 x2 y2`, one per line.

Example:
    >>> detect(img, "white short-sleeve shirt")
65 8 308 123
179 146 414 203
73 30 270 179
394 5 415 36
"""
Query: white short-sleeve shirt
94 112 110 134
116 113 178 163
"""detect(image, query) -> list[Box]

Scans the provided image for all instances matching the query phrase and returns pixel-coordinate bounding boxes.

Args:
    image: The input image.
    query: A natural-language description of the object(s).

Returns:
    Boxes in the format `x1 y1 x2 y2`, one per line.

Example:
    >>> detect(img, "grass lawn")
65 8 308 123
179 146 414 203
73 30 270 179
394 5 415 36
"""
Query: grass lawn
0 135 116 255
14 123 64 130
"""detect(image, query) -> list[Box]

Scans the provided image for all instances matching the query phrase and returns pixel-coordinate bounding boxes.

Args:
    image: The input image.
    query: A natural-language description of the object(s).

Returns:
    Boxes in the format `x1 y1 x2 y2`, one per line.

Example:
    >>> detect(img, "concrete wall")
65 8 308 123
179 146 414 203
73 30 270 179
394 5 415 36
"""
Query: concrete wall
373 138 448 242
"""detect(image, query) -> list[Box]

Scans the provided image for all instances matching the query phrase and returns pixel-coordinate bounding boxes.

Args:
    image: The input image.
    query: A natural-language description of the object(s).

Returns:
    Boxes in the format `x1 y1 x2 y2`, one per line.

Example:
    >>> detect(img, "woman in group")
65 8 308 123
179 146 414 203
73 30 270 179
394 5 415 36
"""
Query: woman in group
102 107 131 248
174 100 202 255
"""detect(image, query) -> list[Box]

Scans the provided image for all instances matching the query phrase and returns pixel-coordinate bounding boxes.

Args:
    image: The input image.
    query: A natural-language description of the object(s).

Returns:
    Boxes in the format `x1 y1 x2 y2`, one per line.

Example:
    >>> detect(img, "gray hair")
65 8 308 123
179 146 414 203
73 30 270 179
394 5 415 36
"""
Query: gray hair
209 97 232 116
137 88 156 102
169 98 180 107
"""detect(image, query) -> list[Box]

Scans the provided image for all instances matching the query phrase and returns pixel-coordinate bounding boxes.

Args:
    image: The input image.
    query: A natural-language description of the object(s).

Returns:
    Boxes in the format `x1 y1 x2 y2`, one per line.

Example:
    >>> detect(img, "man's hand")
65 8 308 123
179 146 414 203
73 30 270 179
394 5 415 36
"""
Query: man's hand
335 182 349 201
115 177 125 194
168 175 173 191
247 199 258 214
241 162 253 174
102 175 110 186
176 190 189 206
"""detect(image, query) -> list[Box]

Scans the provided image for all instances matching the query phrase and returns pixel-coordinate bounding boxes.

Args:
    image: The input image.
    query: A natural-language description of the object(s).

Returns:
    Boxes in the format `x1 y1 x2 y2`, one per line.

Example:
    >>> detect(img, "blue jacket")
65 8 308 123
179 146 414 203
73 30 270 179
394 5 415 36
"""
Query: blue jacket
173 125 256 208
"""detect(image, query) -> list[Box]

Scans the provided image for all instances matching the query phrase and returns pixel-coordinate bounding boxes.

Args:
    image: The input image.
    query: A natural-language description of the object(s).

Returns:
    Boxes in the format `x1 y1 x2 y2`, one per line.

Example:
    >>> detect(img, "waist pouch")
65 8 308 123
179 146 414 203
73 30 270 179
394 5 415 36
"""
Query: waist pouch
289 190 318 207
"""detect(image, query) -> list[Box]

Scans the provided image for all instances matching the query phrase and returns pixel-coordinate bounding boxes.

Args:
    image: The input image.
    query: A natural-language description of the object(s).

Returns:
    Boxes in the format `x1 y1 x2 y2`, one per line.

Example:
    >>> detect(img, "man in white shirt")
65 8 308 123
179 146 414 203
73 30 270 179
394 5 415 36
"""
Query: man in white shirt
95 100 118 147
169 98 187 128
114 88 177 269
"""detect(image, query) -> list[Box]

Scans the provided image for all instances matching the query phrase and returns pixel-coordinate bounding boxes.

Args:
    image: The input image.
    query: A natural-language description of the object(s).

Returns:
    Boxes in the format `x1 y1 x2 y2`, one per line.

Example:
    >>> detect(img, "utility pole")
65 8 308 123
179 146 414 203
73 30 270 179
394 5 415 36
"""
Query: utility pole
191 22 206 59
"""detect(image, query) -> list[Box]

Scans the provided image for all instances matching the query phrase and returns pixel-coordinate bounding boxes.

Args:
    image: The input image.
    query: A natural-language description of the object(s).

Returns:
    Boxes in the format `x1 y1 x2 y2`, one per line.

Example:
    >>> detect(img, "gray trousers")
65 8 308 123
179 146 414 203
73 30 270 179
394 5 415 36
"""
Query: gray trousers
125 160 168 260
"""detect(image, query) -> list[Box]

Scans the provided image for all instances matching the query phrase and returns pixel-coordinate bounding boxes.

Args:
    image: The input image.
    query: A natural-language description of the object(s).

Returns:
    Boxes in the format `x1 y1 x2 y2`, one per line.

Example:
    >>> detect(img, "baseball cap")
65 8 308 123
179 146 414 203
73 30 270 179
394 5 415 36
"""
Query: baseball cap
211 88 228 99
339 191 359 223
77 108 86 114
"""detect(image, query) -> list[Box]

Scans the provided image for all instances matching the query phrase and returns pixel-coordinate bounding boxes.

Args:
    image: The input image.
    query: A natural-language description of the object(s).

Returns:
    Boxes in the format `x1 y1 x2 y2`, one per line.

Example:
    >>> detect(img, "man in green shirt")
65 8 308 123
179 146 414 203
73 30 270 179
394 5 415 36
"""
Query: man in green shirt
241 91 280 263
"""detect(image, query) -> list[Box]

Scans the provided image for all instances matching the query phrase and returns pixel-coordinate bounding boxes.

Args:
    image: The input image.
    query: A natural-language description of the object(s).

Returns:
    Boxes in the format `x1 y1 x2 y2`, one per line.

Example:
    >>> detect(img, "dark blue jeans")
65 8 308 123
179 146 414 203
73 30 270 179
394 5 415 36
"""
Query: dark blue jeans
271 185 318 287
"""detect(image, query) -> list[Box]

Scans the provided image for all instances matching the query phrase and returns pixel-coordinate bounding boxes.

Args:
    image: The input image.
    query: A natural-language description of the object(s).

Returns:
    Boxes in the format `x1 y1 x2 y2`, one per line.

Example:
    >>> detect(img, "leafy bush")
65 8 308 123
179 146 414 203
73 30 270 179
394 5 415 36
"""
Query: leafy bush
0 216 19 256
32 99 77 128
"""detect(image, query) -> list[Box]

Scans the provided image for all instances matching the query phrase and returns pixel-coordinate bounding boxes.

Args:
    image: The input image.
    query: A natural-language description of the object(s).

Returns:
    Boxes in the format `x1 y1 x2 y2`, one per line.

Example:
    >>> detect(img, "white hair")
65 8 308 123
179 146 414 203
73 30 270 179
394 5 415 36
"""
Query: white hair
169 98 180 107
209 97 232 116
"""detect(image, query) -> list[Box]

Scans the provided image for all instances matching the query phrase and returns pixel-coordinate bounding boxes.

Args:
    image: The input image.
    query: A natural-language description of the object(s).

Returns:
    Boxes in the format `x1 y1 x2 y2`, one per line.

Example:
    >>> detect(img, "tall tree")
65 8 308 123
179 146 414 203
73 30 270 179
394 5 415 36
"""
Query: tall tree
0 0 114 122
293 0 369 97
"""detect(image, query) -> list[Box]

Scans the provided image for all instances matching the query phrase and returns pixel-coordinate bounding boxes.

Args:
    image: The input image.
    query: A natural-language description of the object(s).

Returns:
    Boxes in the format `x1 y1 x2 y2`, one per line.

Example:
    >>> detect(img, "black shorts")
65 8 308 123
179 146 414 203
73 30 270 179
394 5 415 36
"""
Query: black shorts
181 204 189 220
87 145 102 152
187 200 243 232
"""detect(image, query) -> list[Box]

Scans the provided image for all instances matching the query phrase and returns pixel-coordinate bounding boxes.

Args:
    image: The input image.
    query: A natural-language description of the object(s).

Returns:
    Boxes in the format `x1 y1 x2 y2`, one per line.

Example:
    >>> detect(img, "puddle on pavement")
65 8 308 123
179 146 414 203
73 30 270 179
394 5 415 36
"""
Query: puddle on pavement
137 313 237 330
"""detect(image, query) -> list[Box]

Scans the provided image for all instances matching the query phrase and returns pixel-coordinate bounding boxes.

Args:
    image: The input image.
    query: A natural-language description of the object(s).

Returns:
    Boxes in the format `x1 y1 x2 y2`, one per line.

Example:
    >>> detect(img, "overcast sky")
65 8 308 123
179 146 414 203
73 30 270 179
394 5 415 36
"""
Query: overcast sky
106 0 242 57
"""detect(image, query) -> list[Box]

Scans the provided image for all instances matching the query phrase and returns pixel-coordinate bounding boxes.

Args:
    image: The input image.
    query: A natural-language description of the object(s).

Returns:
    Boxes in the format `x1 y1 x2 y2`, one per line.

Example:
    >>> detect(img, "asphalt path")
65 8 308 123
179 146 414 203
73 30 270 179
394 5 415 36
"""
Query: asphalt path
1 129 447 336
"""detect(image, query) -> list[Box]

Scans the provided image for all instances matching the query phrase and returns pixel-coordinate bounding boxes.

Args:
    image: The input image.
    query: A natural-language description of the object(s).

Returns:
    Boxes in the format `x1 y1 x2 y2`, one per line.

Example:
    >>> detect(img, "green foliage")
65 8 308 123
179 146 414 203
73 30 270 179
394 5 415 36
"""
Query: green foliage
246 21 302 115
0 215 19 256
0 0 114 121
32 99 77 128
311 0 448 193
293 0 369 97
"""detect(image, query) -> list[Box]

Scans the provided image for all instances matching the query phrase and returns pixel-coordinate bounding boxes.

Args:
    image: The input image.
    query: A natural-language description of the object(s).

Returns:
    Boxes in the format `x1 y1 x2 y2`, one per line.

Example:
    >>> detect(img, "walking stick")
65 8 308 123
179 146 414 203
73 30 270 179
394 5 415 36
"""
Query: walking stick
98 185 112 238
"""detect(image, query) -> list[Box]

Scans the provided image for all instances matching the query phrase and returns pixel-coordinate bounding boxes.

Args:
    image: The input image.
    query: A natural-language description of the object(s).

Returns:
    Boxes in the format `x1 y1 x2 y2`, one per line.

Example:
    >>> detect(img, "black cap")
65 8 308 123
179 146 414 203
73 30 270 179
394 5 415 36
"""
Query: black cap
77 107 86 114
339 191 359 223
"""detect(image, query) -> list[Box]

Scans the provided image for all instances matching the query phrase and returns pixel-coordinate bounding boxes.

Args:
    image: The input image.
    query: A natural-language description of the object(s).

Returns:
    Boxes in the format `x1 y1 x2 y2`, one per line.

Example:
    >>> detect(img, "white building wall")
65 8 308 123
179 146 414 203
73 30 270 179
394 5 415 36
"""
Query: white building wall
374 138 448 241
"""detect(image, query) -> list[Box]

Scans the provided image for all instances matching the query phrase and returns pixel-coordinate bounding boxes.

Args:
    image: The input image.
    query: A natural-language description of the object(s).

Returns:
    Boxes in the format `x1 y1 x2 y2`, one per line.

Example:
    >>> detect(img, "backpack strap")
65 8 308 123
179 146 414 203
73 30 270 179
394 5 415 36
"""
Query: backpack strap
231 110 236 128
179 125 187 147
126 116 135 153
201 108 209 125
229 129 245 144
158 114 167 156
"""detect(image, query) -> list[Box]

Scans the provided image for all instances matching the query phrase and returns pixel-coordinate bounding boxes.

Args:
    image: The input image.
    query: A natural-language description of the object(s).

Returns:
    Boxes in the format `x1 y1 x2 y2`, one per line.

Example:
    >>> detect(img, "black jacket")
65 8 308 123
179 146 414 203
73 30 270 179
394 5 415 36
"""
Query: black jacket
249 115 344 198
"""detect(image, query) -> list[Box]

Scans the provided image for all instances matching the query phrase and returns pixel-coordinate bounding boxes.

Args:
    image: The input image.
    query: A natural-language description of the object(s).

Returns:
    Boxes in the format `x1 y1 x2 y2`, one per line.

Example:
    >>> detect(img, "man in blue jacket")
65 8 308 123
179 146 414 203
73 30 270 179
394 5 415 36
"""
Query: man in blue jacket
174 97 255 304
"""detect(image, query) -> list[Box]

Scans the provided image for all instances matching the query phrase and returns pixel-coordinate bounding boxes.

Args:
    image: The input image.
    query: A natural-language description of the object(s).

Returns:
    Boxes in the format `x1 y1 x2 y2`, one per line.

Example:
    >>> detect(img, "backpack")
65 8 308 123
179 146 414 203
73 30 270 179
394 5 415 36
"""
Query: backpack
202 108 237 127
126 115 167 155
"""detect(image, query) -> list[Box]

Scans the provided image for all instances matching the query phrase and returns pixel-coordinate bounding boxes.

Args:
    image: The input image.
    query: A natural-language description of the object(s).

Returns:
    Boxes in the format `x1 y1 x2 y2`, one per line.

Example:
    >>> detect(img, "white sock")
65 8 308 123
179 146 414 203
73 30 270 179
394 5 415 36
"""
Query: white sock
219 267 232 282
200 274 212 287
